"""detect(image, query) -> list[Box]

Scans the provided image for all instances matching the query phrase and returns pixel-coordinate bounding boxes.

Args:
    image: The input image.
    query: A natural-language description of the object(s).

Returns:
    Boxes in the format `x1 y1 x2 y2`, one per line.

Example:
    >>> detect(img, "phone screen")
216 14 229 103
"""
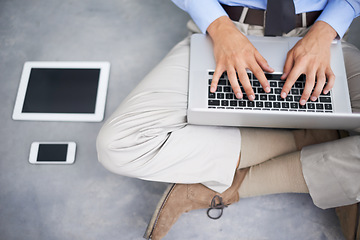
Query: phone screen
37 144 68 162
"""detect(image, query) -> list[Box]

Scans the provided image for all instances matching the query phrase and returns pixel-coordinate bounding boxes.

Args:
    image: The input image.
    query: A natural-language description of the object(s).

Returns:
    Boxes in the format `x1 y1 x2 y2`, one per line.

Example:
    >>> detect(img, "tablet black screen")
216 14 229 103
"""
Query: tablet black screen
22 68 100 113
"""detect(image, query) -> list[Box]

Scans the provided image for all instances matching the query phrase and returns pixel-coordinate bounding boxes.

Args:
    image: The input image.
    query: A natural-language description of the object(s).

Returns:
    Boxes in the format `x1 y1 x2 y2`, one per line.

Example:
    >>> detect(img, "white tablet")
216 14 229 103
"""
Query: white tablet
12 61 110 122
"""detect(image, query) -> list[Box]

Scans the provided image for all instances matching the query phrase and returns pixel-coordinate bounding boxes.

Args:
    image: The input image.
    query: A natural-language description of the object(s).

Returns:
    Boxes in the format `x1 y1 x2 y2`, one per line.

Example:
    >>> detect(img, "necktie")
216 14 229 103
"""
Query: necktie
265 0 296 36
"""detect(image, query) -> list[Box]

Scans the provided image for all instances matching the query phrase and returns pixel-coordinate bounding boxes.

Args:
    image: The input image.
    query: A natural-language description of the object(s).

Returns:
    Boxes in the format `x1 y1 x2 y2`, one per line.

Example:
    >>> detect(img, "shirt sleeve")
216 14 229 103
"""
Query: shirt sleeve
300 136 360 209
316 0 360 38
171 0 228 34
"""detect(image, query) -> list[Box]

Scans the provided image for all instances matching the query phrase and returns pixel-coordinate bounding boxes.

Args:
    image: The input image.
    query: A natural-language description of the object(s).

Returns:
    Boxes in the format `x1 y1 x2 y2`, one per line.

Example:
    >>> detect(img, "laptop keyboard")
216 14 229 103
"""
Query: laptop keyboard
208 71 333 113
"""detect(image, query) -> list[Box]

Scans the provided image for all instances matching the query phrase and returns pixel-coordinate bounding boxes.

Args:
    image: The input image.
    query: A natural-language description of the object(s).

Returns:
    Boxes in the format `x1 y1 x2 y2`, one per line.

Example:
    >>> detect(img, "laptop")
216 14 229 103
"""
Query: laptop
187 34 360 130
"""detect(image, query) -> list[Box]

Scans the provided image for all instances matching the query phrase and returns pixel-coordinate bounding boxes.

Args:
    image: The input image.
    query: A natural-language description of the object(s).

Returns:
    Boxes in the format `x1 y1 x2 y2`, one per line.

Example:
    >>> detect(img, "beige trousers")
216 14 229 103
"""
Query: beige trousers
96 20 360 196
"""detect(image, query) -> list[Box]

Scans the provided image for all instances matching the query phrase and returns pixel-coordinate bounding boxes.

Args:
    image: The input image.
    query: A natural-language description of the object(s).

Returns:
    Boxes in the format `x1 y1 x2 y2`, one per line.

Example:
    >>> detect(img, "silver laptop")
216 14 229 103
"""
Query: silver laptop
187 33 360 130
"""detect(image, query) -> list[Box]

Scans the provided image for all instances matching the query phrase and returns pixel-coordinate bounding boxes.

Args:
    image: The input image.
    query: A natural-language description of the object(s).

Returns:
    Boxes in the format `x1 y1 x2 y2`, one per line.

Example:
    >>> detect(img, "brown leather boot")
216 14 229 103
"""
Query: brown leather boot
144 168 249 240
335 203 359 240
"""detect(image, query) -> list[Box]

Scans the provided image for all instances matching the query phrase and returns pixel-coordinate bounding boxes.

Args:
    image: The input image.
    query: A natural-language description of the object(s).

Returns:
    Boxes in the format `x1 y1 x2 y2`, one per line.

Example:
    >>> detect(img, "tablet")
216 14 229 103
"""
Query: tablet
12 61 110 122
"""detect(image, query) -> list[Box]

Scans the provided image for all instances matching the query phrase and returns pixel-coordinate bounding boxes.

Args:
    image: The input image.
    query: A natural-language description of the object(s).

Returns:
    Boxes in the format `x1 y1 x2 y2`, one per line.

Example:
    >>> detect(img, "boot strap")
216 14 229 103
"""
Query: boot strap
207 195 228 220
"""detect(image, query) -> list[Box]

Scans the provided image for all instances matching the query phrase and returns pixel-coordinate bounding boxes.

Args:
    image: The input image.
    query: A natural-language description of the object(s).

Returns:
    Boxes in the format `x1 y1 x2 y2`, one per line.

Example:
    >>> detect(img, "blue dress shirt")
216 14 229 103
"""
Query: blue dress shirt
172 0 360 38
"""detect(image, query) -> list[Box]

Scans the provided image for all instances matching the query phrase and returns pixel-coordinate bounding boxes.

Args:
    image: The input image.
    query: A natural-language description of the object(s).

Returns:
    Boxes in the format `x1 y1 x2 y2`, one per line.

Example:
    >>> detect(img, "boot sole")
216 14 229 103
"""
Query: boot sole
143 183 176 239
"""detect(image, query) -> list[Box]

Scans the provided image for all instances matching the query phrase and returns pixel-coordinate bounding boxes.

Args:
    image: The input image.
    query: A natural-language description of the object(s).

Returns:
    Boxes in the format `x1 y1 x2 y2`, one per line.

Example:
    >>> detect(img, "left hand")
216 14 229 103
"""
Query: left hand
280 21 338 105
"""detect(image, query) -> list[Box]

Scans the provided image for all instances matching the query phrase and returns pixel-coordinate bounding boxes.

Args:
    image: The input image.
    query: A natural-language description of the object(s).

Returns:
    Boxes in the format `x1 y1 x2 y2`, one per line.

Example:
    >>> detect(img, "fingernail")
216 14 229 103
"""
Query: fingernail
248 95 255 101
210 86 216 92
281 92 287 98
300 99 306 105
310 96 317 101
323 90 329 94
236 93 242 99
265 87 270 93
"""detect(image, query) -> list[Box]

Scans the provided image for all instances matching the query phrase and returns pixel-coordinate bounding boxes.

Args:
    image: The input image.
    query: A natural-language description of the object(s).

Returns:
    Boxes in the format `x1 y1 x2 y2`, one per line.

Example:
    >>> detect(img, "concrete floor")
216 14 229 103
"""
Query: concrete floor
1 1 359 239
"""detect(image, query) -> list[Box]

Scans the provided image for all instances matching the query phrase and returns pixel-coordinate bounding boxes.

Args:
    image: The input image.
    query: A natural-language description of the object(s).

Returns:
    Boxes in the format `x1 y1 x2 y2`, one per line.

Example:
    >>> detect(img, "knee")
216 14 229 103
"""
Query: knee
96 119 168 179
96 123 134 177
96 124 115 166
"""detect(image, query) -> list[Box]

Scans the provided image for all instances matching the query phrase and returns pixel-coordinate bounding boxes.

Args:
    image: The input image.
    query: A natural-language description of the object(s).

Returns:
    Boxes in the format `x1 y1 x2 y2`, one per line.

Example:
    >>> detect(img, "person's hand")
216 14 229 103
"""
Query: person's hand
207 16 274 100
280 21 338 105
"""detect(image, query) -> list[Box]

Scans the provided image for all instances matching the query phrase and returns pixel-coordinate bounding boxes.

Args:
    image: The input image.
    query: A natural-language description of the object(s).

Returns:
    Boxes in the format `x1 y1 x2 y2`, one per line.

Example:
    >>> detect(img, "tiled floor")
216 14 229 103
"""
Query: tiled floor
1 1 359 239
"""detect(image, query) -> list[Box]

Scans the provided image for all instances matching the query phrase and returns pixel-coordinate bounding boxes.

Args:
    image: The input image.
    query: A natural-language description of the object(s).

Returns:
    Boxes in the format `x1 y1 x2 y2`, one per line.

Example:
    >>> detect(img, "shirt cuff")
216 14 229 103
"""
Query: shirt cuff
316 0 356 38
186 0 228 34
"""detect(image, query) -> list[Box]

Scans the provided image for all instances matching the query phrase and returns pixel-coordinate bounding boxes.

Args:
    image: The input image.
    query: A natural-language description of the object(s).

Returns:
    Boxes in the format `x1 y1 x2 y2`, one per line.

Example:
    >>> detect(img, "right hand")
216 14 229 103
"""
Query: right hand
207 16 274 100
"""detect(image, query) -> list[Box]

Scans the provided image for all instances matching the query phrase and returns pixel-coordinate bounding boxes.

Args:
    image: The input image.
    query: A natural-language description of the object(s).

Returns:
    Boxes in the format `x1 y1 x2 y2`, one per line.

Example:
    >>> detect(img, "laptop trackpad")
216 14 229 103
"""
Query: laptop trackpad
250 39 289 72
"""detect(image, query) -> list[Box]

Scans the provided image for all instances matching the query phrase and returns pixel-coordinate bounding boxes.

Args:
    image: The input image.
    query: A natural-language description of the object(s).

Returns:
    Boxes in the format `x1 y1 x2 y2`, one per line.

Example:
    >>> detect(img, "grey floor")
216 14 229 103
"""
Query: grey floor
1 1 359 240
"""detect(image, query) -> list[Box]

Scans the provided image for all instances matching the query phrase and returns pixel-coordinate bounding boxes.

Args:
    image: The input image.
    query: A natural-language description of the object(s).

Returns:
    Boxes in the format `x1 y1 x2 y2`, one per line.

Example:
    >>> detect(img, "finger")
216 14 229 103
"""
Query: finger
237 68 254 101
255 51 274 73
281 64 303 99
301 72 316 105
281 51 294 80
323 68 335 94
210 65 225 93
227 68 243 99
310 70 326 101
250 61 270 93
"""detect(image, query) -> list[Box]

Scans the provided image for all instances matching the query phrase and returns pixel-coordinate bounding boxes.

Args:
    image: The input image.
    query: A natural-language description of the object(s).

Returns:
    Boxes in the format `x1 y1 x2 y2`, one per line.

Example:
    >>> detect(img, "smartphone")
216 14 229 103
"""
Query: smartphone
29 142 76 164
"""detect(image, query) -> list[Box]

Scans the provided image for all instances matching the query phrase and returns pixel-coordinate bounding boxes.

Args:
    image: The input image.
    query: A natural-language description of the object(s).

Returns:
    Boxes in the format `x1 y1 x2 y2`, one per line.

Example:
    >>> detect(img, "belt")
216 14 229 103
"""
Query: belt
221 4 322 29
